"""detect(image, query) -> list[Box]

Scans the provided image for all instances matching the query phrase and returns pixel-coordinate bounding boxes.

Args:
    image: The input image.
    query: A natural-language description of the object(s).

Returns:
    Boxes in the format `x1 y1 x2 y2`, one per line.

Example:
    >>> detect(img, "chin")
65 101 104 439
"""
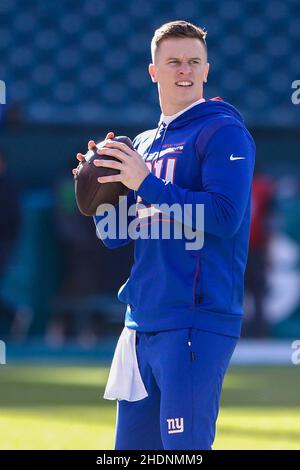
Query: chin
178 96 198 105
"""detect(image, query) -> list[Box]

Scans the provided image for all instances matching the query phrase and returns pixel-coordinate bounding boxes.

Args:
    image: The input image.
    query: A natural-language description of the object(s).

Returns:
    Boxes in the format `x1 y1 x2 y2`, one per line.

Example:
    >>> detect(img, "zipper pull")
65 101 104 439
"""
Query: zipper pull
187 333 196 361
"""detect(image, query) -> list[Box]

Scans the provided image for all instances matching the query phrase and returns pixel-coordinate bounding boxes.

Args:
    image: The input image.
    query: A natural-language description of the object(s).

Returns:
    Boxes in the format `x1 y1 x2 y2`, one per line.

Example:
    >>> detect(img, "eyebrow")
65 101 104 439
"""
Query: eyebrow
166 57 202 61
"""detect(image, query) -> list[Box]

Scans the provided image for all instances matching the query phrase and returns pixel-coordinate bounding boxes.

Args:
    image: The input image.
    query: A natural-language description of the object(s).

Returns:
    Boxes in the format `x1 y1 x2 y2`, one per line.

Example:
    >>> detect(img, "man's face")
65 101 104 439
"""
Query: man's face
149 37 210 115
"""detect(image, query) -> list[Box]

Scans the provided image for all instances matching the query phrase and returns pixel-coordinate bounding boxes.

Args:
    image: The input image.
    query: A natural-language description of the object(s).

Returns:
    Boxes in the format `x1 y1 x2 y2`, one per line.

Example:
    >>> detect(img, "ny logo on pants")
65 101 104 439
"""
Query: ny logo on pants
167 417 184 434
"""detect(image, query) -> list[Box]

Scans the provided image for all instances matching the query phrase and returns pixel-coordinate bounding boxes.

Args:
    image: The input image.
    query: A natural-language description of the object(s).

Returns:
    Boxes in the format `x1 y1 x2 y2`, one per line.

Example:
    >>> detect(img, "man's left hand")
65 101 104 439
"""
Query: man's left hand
93 139 150 191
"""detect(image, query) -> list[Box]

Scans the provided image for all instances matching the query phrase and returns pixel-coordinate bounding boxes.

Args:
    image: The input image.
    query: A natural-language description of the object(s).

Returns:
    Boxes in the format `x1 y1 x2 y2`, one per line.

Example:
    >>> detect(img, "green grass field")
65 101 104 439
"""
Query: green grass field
0 364 299 450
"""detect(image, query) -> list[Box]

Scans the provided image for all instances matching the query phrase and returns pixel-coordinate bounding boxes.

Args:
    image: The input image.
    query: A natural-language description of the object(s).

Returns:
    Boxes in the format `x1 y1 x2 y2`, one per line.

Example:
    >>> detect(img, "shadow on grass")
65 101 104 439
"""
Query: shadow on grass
0 365 112 408
221 365 300 408
0 365 300 409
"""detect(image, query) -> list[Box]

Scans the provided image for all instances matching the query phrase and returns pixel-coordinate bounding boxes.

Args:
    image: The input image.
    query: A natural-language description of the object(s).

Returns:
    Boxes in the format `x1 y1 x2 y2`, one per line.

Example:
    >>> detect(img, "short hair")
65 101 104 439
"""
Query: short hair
151 20 207 62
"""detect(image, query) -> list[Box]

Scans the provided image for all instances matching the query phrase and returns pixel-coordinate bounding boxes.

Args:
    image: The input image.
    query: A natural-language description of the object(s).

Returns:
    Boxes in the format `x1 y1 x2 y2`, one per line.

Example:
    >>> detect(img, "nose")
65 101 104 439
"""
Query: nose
179 61 192 74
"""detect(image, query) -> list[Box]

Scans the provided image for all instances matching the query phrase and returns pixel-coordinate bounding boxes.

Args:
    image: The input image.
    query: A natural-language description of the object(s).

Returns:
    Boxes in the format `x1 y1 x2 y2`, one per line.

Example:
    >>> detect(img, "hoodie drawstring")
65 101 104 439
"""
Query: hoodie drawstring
145 121 168 163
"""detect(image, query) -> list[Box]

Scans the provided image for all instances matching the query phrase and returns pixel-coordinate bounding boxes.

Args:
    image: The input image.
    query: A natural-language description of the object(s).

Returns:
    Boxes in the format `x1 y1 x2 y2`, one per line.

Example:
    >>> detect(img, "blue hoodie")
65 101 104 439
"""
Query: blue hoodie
94 99 255 338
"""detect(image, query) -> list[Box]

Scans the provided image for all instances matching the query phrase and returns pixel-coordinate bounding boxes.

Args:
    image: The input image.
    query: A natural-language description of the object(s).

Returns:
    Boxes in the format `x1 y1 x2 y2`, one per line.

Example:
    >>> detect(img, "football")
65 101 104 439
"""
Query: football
74 135 134 216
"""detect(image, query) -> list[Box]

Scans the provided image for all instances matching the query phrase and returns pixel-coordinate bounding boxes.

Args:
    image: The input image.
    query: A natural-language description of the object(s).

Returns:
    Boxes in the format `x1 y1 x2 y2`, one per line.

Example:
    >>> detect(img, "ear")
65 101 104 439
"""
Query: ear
203 63 210 83
149 63 157 83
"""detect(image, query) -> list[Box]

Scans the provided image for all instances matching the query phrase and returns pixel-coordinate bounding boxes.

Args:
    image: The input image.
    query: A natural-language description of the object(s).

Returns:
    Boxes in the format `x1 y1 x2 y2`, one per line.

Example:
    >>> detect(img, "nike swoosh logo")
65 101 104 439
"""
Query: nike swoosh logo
230 154 246 161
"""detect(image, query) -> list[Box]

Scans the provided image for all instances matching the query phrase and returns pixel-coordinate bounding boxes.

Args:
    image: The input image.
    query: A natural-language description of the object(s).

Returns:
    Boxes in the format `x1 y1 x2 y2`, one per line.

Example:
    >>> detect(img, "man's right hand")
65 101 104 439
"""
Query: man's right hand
72 131 115 176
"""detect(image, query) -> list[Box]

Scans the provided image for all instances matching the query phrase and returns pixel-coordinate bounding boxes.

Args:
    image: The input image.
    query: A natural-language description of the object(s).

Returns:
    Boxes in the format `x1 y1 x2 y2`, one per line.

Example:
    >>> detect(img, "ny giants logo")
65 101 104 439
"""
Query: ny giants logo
167 417 184 434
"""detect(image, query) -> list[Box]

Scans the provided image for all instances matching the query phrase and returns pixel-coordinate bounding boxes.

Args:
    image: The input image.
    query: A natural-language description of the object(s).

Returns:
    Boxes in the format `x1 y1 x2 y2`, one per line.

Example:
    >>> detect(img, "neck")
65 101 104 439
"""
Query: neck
160 96 205 118
160 96 204 116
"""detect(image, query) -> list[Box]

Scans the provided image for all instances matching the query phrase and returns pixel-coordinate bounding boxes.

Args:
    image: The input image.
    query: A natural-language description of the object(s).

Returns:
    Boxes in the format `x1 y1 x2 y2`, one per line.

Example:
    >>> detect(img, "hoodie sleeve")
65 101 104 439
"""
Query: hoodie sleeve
93 189 136 249
136 123 255 239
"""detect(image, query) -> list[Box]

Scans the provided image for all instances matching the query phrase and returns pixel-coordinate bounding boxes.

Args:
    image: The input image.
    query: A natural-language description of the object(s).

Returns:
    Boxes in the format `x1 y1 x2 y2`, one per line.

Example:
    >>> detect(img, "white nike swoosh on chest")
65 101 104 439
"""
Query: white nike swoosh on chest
230 154 246 160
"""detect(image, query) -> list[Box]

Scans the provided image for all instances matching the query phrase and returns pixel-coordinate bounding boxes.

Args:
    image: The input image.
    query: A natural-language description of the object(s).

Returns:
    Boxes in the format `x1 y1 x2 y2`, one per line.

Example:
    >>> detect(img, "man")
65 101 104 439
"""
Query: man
74 21 255 450
244 169 274 337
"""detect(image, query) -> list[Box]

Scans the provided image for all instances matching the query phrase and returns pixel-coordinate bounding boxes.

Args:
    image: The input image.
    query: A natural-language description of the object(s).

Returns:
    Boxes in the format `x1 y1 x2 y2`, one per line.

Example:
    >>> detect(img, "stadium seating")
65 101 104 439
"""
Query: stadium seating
1 0 299 126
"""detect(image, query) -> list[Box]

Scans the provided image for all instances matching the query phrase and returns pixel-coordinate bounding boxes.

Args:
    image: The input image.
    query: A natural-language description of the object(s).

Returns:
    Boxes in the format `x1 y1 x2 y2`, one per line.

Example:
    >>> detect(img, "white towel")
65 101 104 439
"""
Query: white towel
103 327 148 402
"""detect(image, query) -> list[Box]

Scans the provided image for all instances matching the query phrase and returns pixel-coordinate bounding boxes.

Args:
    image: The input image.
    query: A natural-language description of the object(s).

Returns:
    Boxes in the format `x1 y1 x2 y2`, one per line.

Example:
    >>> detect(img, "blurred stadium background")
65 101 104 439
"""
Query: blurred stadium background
0 0 299 450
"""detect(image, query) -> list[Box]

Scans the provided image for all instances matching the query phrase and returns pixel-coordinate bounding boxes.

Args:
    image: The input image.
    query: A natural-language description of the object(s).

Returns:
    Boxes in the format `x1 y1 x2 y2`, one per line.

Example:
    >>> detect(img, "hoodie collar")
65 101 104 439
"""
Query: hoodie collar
158 98 245 131
159 98 206 126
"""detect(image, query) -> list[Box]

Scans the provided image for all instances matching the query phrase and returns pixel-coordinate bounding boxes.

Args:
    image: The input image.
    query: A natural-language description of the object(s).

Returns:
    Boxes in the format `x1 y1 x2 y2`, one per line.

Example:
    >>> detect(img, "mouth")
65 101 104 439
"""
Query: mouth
175 81 194 87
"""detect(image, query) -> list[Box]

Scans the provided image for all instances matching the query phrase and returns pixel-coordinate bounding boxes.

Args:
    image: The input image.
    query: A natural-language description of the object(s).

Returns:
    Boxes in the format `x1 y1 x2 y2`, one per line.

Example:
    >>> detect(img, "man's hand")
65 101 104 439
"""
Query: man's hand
72 132 115 177
93 138 150 191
